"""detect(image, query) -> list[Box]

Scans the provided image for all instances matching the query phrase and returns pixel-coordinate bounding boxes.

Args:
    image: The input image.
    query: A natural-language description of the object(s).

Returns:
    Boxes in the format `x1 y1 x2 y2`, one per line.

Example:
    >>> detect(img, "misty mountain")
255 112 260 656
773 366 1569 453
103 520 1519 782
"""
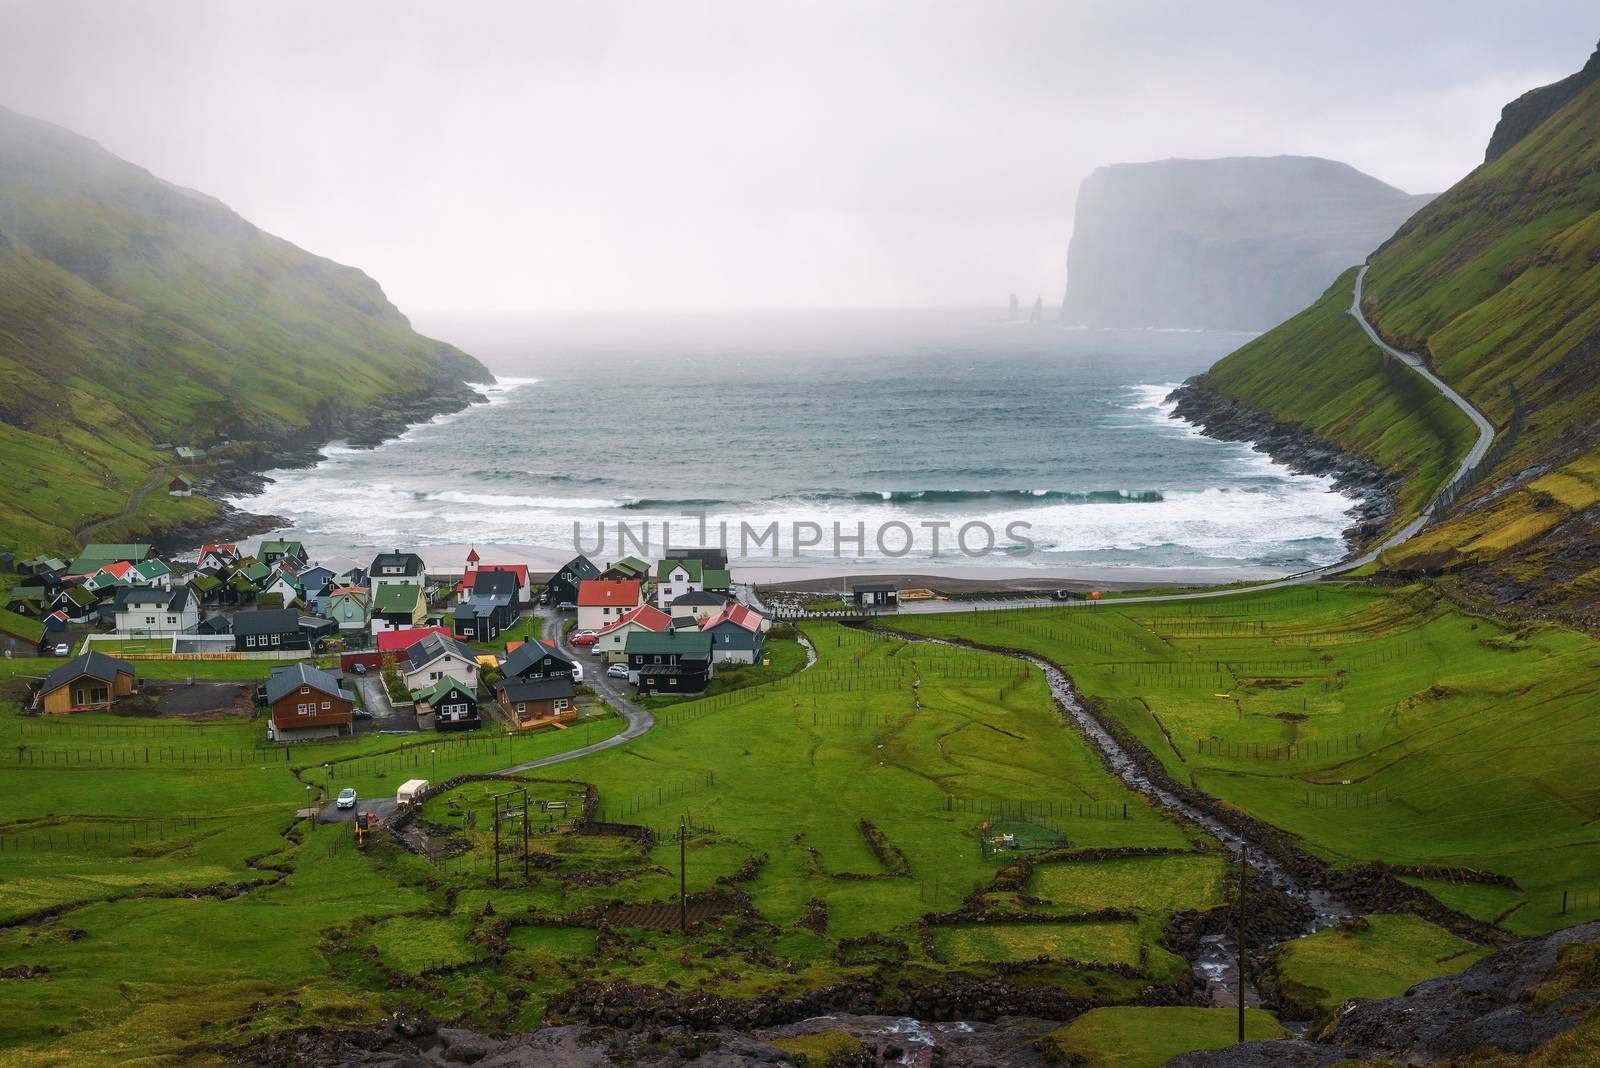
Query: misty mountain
1059 156 1433 331
0 104 490 550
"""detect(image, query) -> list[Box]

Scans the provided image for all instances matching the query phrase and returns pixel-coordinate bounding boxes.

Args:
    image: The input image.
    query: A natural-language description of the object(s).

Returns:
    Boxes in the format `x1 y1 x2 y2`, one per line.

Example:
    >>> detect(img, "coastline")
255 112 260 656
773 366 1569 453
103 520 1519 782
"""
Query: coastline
1166 375 1399 553
150 376 493 557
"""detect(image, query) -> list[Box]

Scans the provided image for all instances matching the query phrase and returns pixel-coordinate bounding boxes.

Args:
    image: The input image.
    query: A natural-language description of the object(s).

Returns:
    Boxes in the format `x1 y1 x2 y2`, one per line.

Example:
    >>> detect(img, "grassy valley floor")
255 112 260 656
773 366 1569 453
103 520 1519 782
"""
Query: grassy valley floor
2 585 1597 1063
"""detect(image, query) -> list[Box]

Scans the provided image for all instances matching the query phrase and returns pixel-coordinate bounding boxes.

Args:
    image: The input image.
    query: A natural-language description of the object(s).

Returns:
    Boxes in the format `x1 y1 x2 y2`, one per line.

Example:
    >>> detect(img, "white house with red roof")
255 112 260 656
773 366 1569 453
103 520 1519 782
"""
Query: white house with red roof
198 543 240 569
576 579 642 634
593 603 670 662
701 602 770 664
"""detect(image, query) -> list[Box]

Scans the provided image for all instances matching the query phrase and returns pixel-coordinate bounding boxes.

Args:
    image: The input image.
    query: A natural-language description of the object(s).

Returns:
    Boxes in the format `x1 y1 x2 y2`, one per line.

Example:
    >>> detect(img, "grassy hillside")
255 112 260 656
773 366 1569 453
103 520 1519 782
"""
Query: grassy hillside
1187 48 1600 620
0 105 490 553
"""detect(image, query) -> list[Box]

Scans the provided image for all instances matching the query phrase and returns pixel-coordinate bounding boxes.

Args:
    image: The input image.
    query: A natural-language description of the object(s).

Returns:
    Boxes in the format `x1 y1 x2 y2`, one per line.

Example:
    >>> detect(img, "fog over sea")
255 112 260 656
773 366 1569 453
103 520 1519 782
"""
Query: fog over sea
228 309 1358 580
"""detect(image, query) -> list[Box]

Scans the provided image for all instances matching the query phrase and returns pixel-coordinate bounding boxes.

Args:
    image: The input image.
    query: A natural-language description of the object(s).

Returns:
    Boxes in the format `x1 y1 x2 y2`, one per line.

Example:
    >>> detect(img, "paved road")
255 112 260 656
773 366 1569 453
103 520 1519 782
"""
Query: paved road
496 605 655 773
354 674 419 732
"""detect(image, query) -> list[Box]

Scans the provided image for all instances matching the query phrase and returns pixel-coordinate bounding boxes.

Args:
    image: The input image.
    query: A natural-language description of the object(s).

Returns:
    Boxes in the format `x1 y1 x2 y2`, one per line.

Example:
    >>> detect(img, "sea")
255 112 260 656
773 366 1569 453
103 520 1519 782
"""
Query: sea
226 309 1358 581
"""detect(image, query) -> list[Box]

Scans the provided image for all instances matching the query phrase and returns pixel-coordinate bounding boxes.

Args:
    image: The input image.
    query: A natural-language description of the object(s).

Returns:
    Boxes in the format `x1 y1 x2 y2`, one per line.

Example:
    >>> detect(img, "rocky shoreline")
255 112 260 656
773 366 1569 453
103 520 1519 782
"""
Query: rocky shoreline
150 377 490 556
1167 377 1399 555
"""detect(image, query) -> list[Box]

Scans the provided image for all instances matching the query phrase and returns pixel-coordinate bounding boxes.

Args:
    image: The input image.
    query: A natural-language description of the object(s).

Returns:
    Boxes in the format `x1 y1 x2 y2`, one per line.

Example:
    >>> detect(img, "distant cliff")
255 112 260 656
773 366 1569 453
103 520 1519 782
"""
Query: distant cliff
1059 156 1432 331
1483 38 1600 162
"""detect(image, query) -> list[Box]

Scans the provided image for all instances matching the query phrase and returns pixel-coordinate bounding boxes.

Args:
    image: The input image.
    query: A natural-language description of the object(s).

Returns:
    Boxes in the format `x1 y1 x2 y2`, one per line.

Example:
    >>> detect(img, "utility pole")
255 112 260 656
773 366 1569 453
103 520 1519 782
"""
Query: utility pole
493 795 502 884
679 814 688 933
521 787 530 881
1237 839 1247 1044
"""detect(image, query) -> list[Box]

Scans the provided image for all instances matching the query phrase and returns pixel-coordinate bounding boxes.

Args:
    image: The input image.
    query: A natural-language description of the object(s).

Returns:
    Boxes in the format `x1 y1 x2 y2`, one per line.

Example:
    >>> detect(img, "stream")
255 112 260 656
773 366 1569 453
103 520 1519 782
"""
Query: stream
887 630 1360 1008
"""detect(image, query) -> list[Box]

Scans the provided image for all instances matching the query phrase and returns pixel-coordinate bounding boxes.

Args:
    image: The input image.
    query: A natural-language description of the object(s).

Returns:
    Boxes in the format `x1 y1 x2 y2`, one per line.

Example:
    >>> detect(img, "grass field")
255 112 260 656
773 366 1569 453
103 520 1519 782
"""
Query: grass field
885 584 1600 934
1045 1006 1288 1068
6 582 1598 1063
1272 913 1488 1019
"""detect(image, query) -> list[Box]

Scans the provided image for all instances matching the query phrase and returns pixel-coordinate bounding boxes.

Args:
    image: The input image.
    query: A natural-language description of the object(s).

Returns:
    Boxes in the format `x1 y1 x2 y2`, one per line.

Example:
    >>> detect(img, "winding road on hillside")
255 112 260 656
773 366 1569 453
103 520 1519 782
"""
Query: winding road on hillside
75 466 165 547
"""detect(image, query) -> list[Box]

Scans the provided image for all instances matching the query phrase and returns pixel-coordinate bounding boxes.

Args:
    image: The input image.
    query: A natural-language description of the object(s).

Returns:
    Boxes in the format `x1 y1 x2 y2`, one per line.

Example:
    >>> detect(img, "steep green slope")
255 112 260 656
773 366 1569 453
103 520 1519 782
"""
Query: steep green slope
0 105 490 553
1181 41 1600 621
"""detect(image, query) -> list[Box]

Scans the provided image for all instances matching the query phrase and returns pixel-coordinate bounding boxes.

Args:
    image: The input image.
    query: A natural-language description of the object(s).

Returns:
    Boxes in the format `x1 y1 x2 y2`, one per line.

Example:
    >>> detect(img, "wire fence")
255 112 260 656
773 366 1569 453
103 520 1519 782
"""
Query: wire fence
1195 734 1364 761
0 816 203 852
944 796 1129 821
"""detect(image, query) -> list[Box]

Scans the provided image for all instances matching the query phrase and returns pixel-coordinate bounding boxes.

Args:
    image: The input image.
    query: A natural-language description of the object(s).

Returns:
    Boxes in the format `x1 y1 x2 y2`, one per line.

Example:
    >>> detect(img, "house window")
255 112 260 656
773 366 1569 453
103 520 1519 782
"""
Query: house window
654 655 662 664
145 615 156 625
554 699 568 711
516 702 526 713
321 701 331 710
245 636 256 648
270 634 281 646
300 686 309 694
297 702 314 715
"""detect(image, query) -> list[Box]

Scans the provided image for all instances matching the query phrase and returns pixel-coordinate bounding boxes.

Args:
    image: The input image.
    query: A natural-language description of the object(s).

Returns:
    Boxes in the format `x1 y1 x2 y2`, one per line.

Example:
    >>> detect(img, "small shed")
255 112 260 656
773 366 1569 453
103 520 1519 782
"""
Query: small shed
850 582 900 608
168 474 194 497
397 779 430 806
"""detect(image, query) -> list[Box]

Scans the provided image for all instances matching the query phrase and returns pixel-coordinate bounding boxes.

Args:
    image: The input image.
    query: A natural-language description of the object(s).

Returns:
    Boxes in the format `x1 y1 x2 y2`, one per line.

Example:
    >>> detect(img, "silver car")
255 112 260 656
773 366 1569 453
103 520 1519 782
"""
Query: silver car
335 788 357 809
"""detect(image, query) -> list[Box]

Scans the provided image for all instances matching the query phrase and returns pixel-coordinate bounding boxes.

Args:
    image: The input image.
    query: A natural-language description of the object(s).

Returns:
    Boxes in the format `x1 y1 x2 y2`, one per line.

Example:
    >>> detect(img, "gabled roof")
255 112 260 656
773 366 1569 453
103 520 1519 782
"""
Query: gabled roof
376 626 452 653
265 663 353 704
624 630 713 657
703 602 765 634
373 584 424 613
259 539 306 556
605 556 650 578
413 675 478 706
188 573 222 593
597 603 671 637
58 585 97 607
556 555 600 580
231 608 301 636
97 561 135 581
703 568 731 590
466 546 480 563
471 570 521 599
81 542 152 561
116 586 192 612
504 638 577 675
577 579 640 607
369 550 425 577
199 542 238 559
327 587 370 607
496 676 577 703
456 562 529 595
670 590 725 606
43 651 133 693
403 633 478 671
239 562 272 583
656 558 704 582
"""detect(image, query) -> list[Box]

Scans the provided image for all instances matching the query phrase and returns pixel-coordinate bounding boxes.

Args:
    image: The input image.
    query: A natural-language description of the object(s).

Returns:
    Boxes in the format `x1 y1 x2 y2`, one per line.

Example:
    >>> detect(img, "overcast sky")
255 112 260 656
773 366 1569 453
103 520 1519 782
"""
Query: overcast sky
0 2 1593 316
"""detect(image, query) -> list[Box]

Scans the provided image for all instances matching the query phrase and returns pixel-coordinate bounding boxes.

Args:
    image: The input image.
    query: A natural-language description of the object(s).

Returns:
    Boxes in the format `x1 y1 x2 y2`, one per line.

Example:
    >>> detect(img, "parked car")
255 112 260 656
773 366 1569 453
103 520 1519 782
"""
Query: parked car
571 662 584 683
557 601 577 612
352 662 367 675
570 630 597 646
336 788 358 809
52 642 70 656
606 663 629 679
352 707 373 720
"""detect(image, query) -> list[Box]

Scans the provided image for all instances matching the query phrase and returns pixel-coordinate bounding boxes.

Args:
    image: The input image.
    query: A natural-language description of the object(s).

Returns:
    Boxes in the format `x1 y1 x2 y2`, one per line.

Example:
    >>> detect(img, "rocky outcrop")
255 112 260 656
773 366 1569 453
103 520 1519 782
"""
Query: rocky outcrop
1165 921 1600 1066
1483 40 1600 163
1167 377 1399 553
1060 156 1431 331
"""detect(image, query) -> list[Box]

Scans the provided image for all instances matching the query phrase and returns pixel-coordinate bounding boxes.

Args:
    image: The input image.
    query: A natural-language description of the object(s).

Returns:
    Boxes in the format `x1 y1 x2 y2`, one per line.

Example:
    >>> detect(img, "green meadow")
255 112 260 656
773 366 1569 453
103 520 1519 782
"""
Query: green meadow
3 584 1596 1063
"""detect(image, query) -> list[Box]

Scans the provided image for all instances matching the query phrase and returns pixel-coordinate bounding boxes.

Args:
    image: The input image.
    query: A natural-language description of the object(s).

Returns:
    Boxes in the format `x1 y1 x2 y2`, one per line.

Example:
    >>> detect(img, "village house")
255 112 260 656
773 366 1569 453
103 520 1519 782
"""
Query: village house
851 582 900 608
262 569 305 609
544 553 600 607
654 558 705 612
368 550 427 596
399 632 481 693
113 586 199 637
35 651 136 713
372 582 427 632
67 542 152 577
625 630 713 693
701 602 769 664
324 587 372 633
503 638 578 681
168 474 193 497
666 589 726 623
455 548 532 603
258 540 308 569
50 584 99 623
265 663 355 742
414 677 481 732
495 676 577 730
453 569 518 641
593 603 670 662
576 579 642 633
232 608 310 653
337 625 451 674
198 543 240 570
